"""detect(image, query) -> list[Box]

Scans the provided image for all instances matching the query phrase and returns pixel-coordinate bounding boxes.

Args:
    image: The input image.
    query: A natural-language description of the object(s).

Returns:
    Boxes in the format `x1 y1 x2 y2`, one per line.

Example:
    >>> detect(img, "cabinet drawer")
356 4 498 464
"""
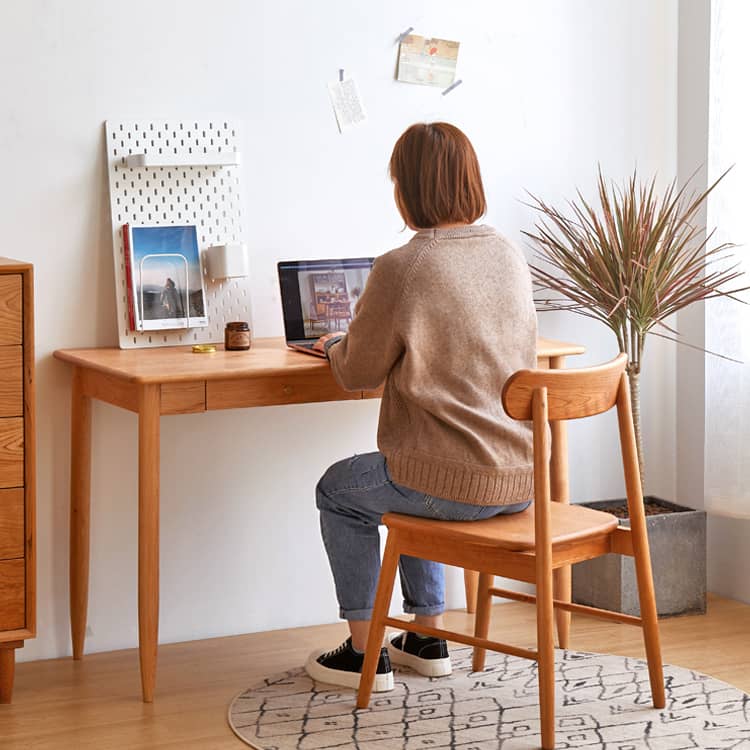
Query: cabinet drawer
0 418 23 489
0 346 23 417
0 558 24 630
206 371 361 409
0 489 23 560
0 276 22 346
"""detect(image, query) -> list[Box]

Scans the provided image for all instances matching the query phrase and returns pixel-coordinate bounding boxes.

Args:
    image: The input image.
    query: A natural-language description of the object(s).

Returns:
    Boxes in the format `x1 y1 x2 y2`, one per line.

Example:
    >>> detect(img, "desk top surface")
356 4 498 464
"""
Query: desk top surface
54 336 586 384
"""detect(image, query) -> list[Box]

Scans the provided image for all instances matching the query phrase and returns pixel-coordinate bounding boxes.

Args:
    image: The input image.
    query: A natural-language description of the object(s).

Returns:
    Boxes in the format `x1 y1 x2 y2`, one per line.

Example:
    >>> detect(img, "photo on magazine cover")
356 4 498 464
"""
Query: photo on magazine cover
128 225 208 331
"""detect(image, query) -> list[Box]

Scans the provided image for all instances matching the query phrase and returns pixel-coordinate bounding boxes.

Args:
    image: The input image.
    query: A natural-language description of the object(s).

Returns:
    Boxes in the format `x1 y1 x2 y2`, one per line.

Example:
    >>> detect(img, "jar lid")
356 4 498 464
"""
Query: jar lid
226 321 250 331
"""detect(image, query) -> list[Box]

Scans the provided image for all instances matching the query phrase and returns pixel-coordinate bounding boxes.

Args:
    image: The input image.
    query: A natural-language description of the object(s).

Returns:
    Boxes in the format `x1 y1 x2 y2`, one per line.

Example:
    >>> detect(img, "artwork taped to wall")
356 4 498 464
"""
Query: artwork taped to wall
125 224 208 331
397 34 460 88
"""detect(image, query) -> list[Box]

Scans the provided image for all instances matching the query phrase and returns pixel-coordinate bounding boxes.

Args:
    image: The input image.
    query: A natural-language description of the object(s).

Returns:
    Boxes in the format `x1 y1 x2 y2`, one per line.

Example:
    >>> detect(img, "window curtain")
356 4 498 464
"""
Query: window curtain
704 0 750 518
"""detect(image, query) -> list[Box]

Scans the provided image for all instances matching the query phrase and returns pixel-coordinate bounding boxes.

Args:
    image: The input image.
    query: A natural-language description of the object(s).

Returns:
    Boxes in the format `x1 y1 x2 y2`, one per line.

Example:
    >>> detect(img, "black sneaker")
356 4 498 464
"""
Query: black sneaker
305 637 394 692
386 631 452 677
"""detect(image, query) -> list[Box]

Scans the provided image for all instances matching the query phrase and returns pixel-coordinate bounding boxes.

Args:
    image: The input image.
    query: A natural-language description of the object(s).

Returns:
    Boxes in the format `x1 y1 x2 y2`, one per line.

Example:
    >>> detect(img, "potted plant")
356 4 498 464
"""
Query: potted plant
523 168 745 616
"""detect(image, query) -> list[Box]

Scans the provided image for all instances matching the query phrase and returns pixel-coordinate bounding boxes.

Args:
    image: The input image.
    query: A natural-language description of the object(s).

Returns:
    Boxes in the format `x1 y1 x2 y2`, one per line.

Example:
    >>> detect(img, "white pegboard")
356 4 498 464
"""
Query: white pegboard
105 118 251 348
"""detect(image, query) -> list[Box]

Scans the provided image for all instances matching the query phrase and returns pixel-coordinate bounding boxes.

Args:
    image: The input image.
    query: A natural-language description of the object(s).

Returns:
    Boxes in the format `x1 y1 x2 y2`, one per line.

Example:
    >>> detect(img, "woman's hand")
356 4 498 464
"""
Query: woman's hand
313 332 345 354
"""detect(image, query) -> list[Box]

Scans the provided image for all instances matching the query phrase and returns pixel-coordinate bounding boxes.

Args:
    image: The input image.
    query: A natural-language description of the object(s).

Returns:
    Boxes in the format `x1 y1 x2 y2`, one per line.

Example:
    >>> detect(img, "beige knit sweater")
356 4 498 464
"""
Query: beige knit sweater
327 224 536 505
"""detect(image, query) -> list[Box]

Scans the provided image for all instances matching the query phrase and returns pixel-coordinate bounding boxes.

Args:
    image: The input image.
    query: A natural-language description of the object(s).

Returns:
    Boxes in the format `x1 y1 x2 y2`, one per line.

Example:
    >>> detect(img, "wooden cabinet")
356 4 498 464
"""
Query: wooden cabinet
0 260 34 704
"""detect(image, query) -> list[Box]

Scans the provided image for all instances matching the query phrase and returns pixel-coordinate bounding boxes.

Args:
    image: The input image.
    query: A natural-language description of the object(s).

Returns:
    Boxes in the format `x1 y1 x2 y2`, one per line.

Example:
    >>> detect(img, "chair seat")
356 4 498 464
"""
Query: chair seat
383 502 619 552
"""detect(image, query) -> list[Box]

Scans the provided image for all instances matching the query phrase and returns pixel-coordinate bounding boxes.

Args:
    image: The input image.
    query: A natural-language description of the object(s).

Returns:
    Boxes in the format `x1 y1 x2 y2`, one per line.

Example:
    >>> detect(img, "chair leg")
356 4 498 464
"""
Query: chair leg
632 540 666 708
464 569 479 613
553 566 571 649
537 564 556 749
471 572 493 672
617 374 665 709
530 386 556 749
356 533 401 709
550 404 572 651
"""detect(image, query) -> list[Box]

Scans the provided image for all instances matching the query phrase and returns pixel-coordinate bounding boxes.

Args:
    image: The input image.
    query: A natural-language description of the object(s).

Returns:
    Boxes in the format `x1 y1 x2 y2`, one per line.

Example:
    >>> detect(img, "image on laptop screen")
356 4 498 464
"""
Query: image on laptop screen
278 258 374 342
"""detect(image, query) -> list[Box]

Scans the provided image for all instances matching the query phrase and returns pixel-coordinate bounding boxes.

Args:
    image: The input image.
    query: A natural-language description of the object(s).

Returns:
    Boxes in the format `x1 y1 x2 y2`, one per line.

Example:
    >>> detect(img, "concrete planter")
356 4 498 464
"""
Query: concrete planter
572 497 706 617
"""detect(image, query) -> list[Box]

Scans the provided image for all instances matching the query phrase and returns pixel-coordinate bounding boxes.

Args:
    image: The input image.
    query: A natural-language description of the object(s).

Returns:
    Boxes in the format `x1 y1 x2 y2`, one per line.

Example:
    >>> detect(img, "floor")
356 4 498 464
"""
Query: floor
3 594 749 749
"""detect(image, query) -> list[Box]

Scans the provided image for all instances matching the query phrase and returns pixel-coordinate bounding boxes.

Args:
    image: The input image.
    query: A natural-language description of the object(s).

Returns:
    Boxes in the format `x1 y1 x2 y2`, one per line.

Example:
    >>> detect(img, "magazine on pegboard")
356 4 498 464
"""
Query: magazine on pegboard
123 224 208 331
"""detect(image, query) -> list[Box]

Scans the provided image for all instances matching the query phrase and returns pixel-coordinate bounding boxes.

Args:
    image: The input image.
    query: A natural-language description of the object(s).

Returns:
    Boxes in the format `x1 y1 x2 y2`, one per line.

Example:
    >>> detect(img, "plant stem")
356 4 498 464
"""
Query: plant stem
627 369 645 489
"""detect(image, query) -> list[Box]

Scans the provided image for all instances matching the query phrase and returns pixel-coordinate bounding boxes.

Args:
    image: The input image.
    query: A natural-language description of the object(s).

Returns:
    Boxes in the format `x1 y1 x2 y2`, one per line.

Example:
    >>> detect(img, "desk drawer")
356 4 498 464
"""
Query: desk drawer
0 489 23 560
0 419 23 489
161 382 206 415
0 276 22 346
0 347 23 418
206 372 362 410
0 558 24 630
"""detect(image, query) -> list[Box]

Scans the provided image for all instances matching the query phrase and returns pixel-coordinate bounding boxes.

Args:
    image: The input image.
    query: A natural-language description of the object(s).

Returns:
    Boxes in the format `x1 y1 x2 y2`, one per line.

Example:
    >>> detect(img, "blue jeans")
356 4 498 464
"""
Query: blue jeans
315 452 531 621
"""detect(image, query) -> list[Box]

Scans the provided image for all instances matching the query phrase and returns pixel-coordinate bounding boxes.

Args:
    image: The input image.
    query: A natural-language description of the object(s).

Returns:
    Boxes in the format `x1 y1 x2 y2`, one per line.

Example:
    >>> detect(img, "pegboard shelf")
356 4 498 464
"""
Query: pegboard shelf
124 151 241 168
105 118 251 350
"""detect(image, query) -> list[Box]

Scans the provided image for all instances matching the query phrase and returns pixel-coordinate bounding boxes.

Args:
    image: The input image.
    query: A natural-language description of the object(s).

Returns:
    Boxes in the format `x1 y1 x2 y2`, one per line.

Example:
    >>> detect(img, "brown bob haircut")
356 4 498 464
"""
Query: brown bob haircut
389 122 486 229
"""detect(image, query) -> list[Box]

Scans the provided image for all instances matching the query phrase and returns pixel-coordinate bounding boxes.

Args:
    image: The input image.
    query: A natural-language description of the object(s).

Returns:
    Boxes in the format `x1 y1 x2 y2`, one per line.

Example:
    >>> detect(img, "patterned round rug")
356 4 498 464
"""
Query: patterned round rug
228 647 750 749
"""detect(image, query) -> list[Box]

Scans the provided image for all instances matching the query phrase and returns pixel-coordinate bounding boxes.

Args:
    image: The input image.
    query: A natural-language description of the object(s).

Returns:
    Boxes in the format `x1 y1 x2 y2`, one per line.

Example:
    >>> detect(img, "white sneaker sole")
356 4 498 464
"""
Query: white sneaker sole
304 650 394 692
386 633 452 677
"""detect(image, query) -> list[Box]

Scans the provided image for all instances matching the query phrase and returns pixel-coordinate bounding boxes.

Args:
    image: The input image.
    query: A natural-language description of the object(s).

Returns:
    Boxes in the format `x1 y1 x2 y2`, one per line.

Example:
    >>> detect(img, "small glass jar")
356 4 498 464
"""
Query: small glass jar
225 321 251 351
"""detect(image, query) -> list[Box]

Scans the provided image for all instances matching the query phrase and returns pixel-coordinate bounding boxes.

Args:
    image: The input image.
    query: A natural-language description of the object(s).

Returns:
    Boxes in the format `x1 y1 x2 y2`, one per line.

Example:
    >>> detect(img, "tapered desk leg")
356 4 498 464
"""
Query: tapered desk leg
70 368 92 660
138 384 161 703
549 355 571 649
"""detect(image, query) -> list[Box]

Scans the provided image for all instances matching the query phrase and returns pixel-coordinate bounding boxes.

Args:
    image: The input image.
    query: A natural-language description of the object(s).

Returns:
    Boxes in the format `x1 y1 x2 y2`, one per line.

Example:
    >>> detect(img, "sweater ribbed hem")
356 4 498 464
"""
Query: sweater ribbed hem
386 452 534 506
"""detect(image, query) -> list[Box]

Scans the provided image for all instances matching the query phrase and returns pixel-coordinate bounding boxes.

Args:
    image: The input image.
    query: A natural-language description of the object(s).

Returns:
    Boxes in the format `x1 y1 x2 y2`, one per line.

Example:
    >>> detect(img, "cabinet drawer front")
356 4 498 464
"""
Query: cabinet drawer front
0 558 24 630
0 418 23 489
0 489 23 560
206 372 361 410
0 346 23 417
0 276 22 346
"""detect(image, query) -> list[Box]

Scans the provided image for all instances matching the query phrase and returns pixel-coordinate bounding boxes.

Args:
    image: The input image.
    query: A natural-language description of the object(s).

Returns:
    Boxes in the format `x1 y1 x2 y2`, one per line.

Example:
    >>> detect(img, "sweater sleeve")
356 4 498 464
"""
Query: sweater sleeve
327 256 405 391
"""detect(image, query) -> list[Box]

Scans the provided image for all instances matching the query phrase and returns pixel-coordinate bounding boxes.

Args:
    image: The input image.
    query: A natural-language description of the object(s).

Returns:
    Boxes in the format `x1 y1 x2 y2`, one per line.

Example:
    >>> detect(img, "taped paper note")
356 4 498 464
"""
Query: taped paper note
328 77 367 133
397 34 460 88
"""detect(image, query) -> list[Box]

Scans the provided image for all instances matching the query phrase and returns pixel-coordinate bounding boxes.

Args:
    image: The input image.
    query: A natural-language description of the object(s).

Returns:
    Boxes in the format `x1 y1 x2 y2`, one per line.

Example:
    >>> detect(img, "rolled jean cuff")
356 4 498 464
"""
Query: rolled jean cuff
403 601 445 616
340 606 373 621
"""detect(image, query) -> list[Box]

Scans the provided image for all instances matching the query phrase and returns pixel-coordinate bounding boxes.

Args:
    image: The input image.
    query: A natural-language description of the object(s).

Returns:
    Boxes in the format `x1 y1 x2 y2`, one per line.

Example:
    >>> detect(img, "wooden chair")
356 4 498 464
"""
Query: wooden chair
357 353 665 750
326 301 352 329
308 301 328 331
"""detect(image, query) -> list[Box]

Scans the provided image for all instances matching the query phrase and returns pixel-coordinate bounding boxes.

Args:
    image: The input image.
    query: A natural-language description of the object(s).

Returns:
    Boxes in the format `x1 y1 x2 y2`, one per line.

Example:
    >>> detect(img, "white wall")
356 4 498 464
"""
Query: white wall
0 0 678 662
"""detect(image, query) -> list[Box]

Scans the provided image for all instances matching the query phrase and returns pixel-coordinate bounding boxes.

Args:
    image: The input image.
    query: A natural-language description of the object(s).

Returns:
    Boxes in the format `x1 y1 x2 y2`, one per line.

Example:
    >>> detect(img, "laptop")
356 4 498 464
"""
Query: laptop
277 257 374 357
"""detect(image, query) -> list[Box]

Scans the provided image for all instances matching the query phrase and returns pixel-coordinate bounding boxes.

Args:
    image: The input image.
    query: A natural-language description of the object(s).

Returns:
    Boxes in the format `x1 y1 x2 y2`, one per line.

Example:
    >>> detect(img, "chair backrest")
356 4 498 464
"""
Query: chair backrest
502 353 628 422
502 352 643 559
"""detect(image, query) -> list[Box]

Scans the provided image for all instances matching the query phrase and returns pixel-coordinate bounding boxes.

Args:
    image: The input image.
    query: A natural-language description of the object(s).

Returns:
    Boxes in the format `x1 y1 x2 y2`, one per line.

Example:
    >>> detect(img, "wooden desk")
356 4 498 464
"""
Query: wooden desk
54 336 583 702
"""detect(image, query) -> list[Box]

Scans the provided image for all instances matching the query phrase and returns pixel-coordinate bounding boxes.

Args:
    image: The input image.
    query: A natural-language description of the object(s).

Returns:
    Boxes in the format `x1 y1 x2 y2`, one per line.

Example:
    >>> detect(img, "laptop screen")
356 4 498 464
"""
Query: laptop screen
278 258 374 341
